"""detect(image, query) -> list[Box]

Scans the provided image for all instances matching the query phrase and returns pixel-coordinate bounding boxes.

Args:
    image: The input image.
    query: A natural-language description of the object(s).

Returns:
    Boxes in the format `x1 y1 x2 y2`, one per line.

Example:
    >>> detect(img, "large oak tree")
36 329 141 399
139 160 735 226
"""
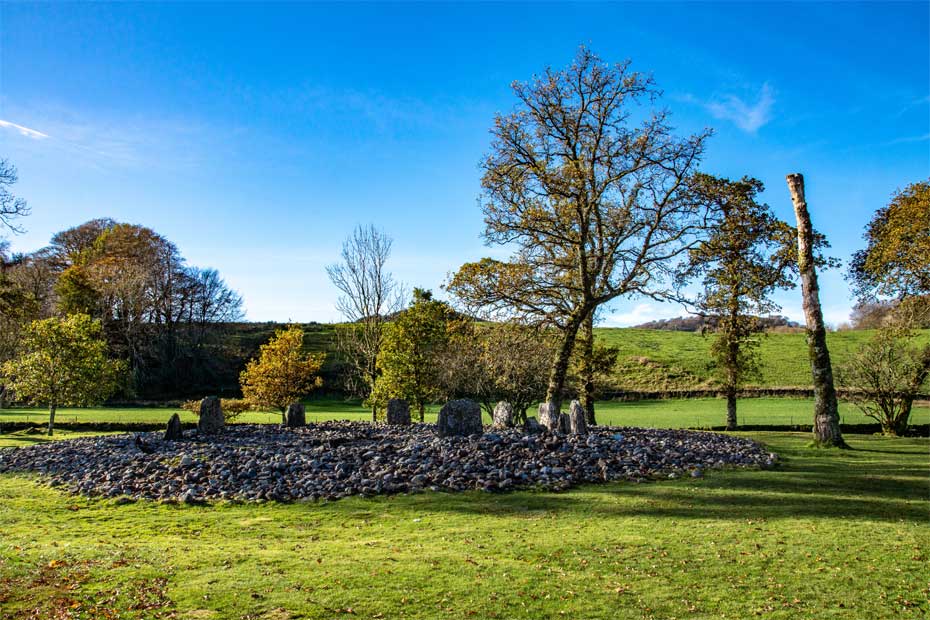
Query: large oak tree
448 47 712 420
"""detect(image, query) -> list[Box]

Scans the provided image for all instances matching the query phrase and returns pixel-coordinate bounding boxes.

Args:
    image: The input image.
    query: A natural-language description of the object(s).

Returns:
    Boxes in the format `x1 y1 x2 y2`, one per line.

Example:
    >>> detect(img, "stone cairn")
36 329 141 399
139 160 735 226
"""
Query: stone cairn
569 400 588 435
164 413 183 441
436 399 483 437
197 396 224 435
491 401 514 429
386 398 411 425
284 403 306 428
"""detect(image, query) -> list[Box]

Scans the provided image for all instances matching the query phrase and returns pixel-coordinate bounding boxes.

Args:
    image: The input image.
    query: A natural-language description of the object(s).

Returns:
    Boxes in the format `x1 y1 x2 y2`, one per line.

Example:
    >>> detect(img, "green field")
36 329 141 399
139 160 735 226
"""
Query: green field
595 327 930 391
2 397 928 434
0 432 926 619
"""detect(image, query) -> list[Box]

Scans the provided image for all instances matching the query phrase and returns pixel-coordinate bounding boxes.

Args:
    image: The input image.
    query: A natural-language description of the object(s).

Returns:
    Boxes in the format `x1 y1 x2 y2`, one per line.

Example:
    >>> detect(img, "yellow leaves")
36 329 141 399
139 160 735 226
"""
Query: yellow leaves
240 326 325 411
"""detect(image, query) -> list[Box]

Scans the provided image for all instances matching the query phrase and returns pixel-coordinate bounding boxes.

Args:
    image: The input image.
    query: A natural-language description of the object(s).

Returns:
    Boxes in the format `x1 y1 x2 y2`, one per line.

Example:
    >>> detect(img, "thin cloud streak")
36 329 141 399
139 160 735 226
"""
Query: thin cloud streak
0 119 49 139
885 133 930 145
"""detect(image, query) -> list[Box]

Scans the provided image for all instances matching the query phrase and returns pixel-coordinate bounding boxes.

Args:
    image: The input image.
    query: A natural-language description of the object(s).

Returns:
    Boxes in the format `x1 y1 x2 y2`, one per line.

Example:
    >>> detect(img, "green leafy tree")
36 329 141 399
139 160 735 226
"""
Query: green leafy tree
840 180 930 435
239 325 325 419
447 47 712 425
371 289 456 422
0 313 124 435
849 180 930 303
679 174 802 429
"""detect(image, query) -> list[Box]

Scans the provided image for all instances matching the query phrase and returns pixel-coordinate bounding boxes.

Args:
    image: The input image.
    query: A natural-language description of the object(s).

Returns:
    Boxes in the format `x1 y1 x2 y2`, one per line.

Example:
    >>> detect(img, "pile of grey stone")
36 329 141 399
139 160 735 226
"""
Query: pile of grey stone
0 395 778 504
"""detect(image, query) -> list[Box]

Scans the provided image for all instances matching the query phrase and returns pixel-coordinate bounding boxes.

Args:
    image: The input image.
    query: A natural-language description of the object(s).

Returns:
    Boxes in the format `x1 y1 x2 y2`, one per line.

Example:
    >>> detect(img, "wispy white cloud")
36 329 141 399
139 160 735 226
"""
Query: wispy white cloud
0 119 49 139
885 133 930 145
701 83 775 134
602 302 684 327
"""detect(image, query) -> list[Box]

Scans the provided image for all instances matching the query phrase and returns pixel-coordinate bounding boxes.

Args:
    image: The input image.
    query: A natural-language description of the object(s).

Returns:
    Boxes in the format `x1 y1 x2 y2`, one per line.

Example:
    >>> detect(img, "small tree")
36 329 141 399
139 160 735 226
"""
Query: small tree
440 321 556 424
680 174 801 429
326 225 404 421
239 325 325 420
842 180 930 436
838 327 930 436
0 314 124 435
371 289 455 422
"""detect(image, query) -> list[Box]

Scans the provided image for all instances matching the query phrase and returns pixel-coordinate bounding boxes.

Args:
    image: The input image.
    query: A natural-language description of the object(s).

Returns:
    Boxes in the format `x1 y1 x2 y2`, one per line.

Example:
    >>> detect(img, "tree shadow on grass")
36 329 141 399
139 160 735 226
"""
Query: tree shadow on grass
309 435 930 525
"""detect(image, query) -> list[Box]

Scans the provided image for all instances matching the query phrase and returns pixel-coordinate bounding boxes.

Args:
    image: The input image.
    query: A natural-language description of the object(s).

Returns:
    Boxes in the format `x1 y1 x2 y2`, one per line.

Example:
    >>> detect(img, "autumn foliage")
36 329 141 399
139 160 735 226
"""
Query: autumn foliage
239 326 325 414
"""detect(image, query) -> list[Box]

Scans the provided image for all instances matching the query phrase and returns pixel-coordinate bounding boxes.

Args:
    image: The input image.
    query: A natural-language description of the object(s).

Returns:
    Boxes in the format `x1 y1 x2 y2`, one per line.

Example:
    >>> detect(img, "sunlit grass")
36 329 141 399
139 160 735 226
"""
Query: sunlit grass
0 432 926 618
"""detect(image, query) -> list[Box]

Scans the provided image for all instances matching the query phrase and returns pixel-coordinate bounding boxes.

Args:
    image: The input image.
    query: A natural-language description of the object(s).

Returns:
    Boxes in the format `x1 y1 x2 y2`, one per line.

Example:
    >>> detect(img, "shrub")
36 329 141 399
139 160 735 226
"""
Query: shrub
180 397 252 423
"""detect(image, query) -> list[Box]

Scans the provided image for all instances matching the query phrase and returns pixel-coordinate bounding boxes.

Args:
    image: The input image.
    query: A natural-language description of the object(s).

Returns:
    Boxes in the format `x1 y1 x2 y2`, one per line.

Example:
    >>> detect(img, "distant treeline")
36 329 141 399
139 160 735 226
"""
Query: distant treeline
633 315 801 332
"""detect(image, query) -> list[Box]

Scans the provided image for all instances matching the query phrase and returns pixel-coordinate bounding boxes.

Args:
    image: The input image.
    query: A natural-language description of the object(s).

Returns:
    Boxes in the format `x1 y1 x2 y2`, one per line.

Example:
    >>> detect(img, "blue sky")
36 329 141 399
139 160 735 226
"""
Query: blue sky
1 1 927 326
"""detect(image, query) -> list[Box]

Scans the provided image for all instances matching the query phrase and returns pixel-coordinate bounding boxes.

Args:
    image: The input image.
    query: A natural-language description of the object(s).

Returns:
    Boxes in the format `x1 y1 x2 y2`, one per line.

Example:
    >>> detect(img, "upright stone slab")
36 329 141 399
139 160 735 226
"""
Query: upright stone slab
569 400 588 435
198 396 224 435
523 416 543 434
386 398 411 425
559 412 571 434
492 401 514 429
285 403 306 428
538 402 561 432
436 399 483 437
164 412 183 441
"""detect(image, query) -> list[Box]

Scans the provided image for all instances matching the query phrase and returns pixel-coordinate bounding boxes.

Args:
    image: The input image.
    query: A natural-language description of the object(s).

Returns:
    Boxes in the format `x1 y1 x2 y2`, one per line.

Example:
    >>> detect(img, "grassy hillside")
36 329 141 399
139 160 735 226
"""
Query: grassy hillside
595 328 930 391
205 324 930 397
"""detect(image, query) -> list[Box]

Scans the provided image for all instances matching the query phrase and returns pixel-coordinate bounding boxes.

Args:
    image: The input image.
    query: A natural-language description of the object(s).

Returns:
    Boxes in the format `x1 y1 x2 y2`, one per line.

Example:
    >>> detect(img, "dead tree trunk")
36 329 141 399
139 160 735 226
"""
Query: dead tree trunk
786 173 846 448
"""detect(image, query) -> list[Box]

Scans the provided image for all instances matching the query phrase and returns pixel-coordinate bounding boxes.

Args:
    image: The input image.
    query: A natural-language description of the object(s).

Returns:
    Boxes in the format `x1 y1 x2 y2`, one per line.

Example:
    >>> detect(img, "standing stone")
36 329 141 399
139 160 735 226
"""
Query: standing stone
538 402 561 432
523 416 543 434
284 403 306 428
386 398 411 425
436 399 483 437
569 400 588 435
559 413 571 434
492 401 514 428
164 413 183 441
197 396 224 435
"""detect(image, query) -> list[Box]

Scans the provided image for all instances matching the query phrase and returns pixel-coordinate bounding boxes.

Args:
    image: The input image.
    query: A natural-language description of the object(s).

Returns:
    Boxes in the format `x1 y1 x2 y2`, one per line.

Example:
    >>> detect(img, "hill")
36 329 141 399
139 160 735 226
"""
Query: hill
228 323 929 396
594 327 930 392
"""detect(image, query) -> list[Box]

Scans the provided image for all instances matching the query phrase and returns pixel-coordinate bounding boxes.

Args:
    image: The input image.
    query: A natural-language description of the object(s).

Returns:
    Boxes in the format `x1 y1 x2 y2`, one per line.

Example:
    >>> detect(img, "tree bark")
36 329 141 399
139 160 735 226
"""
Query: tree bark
544 311 586 426
787 173 846 448
724 317 740 431
47 403 56 436
579 313 597 425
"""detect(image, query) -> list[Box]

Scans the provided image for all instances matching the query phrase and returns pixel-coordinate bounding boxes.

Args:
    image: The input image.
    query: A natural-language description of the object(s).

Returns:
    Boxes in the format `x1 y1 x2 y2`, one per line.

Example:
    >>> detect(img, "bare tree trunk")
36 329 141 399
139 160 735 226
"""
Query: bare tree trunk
47 403 56 436
725 388 737 431
579 313 597 425
544 311 586 424
725 321 739 431
787 173 846 448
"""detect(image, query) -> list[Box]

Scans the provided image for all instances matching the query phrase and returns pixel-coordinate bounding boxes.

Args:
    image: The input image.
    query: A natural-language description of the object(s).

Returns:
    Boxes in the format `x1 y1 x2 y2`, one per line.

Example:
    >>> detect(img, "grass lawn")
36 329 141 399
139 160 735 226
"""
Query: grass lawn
2 397 928 430
0 432 927 619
